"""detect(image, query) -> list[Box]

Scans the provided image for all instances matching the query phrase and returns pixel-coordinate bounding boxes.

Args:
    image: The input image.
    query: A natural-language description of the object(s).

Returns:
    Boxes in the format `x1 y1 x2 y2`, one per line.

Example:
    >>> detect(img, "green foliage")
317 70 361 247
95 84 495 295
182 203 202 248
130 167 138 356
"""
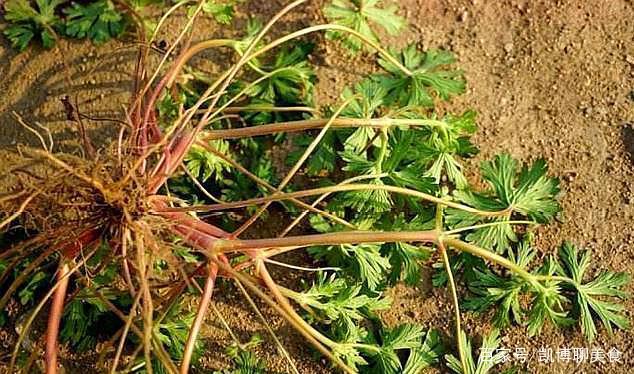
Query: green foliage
402 329 444 374
375 45 466 107
60 244 131 351
448 154 561 253
202 0 236 24
556 242 630 341
378 214 434 285
292 275 443 373
214 335 267 374
432 252 486 287
309 241 391 291
364 324 442 373
247 42 316 105
156 314 199 362
64 0 125 43
416 111 478 189
185 140 232 182
331 323 442 373
458 237 630 342
2 0 629 373
3 0 63 50
295 273 390 338
132 304 202 373
18 270 48 305
462 238 534 329
223 350 266 374
526 257 574 336
458 236 574 335
60 287 119 351
445 330 504 374
323 0 405 52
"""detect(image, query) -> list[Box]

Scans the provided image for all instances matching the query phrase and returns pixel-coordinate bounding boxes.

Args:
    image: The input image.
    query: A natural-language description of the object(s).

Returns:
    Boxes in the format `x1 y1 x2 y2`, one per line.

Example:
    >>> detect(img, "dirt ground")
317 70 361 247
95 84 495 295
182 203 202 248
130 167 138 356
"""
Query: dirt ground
1 0 633 373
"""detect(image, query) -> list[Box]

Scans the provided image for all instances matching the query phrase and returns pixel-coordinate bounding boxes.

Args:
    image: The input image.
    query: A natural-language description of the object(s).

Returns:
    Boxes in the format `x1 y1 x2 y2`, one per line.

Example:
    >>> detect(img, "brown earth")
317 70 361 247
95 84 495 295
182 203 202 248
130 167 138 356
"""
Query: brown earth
1 0 633 373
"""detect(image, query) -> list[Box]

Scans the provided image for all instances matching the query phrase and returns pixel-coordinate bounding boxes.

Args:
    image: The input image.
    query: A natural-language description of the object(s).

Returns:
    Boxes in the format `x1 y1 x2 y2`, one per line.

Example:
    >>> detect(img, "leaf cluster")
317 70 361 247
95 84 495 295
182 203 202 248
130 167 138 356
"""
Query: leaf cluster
286 272 444 372
323 0 406 52
447 154 561 253
3 0 240 51
461 239 629 341
445 330 504 374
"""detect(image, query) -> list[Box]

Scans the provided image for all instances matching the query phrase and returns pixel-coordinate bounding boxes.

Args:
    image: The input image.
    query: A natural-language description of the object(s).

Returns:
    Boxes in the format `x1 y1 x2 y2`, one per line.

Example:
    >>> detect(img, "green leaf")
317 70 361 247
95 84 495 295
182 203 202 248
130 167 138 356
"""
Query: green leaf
64 0 125 44
482 155 560 222
291 132 337 176
4 24 35 51
247 42 316 105
156 311 200 362
185 140 232 182
340 178 393 215
229 350 266 374
557 242 630 341
445 330 504 374
333 343 369 371
402 329 444 374
307 223 392 290
526 258 574 336
341 79 386 119
462 238 535 329
452 154 560 253
375 45 465 107
18 270 47 305
60 287 116 351
3 0 62 50
368 324 425 373
323 0 406 52
294 273 389 339
432 252 486 288
462 217 518 255
383 241 430 285
202 0 235 24
405 111 478 189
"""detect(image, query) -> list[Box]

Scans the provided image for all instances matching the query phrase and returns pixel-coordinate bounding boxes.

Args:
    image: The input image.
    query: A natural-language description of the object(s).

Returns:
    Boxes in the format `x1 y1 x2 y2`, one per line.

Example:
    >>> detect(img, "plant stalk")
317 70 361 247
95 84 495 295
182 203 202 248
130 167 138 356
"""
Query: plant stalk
45 261 71 374
202 117 448 140
180 262 218 374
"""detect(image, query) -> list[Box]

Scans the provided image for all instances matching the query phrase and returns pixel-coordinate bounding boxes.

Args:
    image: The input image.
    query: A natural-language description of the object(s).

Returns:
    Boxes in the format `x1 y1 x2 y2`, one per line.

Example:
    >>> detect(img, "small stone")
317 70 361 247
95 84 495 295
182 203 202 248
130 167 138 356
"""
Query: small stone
504 42 514 53
626 55 634 65
459 11 468 22
565 171 577 182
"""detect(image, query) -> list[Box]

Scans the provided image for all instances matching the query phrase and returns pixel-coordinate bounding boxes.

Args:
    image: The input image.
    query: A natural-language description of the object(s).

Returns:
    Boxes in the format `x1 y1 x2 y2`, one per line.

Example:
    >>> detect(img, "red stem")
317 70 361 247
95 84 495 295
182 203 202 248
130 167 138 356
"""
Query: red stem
59 227 103 258
45 262 71 374
151 199 229 239
147 130 196 193
180 263 218 373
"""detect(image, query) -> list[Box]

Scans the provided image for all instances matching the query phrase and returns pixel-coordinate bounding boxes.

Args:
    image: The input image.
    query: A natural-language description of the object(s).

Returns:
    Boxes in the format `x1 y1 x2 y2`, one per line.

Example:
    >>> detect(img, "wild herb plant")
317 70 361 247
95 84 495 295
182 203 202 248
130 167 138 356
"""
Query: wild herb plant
2 0 239 50
0 0 629 373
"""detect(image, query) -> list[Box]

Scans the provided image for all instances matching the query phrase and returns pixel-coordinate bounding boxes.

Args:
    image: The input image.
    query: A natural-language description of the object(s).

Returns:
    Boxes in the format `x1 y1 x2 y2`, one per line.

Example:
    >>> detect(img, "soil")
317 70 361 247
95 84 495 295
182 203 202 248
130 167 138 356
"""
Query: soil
1 0 633 373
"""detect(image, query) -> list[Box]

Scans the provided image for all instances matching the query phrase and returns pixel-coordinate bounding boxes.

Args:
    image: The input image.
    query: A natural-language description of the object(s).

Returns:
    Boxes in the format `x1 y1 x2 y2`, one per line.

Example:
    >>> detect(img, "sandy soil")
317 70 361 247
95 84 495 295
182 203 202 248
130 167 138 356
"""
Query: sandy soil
1 0 633 373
